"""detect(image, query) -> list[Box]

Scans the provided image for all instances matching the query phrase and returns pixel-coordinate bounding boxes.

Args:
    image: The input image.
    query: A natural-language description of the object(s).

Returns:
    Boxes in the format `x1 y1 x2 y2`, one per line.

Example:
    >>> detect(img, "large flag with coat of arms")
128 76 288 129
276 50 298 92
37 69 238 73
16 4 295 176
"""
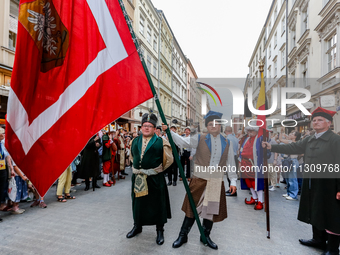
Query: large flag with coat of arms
6 0 153 196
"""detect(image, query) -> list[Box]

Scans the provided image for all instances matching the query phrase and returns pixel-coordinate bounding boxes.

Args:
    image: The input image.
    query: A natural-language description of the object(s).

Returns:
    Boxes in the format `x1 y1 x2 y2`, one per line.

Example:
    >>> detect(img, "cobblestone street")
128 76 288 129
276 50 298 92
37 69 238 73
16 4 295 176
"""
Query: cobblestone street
0 168 322 255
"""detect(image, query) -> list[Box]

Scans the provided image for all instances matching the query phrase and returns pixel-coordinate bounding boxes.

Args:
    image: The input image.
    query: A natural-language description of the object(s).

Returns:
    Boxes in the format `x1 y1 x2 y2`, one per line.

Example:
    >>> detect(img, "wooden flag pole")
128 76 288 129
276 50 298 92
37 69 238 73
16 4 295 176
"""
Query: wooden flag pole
118 0 207 245
259 61 270 239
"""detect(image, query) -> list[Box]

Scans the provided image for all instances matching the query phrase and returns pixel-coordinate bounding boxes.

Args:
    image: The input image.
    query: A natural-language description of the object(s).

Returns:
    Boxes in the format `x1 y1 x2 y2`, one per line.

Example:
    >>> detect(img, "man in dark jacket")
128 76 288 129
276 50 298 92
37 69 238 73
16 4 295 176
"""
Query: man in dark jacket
263 107 340 255
126 113 173 245
78 135 101 191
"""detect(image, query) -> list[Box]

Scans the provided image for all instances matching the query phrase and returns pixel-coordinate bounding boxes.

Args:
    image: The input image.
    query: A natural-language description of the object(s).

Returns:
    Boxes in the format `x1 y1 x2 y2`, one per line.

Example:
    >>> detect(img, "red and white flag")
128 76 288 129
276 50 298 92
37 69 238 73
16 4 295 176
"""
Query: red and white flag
6 0 153 196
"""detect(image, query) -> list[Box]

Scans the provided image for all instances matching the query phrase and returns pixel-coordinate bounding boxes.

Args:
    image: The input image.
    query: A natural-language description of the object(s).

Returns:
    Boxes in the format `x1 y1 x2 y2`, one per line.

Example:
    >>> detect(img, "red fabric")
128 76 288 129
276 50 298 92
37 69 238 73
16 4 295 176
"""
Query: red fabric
244 178 255 189
103 161 111 174
241 136 256 179
312 107 337 117
6 0 153 196
104 140 111 148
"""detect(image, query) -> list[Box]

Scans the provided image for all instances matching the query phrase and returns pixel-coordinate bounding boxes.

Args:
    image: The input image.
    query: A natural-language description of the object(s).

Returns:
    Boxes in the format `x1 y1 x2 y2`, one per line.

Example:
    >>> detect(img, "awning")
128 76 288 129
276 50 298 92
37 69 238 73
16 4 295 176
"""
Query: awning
116 116 141 124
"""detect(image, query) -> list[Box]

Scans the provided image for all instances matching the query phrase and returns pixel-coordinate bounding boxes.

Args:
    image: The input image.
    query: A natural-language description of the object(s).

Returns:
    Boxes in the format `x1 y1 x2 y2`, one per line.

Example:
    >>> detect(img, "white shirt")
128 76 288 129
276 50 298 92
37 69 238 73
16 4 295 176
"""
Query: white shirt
170 130 237 186
210 135 222 167
182 134 191 152
315 130 327 139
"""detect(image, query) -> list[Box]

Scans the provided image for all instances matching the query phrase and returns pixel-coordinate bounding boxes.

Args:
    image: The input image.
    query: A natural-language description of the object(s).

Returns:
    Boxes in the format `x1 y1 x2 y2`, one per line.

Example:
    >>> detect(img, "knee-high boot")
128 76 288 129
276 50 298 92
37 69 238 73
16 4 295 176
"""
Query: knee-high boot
172 216 195 248
156 224 164 245
322 234 340 255
200 219 218 250
299 225 327 250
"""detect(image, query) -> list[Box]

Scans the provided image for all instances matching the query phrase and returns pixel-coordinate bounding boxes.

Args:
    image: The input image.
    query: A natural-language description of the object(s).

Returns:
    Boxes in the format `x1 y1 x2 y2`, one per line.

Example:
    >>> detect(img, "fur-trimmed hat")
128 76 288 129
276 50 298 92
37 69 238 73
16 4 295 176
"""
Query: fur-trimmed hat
141 113 158 127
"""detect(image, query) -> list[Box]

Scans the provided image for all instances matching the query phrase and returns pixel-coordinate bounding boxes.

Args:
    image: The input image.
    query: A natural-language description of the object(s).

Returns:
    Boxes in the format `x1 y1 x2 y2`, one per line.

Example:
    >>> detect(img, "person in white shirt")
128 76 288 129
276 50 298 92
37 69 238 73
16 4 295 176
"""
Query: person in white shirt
163 110 237 250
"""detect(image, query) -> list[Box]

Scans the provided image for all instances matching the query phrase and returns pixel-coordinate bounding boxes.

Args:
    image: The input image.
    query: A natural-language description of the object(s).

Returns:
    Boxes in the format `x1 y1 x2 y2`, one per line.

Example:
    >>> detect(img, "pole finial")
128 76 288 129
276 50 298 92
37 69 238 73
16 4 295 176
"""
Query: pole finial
259 59 265 73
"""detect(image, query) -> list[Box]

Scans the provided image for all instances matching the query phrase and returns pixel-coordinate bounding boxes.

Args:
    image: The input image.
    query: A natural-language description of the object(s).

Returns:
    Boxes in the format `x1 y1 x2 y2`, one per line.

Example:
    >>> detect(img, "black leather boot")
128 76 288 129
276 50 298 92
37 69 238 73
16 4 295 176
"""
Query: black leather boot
126 224 142 238
172 217 195 248
84 179 90 191
322 234 340 255
200 219 218 250
92 181 101 191
156 225 164 245
299 225 327 250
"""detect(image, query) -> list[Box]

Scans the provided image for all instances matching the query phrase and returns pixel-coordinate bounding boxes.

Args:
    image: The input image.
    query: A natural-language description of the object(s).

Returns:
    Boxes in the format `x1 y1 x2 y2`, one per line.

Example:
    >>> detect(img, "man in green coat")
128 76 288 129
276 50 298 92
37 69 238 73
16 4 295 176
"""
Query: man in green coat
263 107 340 255
126 113 173 245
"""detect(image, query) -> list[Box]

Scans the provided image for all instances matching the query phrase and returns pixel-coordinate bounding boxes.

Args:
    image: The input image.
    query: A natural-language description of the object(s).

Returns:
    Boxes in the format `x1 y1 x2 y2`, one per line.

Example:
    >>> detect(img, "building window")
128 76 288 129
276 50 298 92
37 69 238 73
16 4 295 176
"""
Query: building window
268 21 272 33
153 34 157 51
281 48 286 68
147 55 151 72
274 6 278 20
263 36 266 50
147 26 151 44
274 32 277 47
269 44 271 58
153 61 157 77
139 15 145 35
8 31 16 51
292 73 296 87
327 34 337 72
268 67 271 79
274 61 277 77
10 0 19 17
302 7 308 34
302 61 308 87
259 47 262 58
291 29 296 49
282 16 286 35
9 0 19 51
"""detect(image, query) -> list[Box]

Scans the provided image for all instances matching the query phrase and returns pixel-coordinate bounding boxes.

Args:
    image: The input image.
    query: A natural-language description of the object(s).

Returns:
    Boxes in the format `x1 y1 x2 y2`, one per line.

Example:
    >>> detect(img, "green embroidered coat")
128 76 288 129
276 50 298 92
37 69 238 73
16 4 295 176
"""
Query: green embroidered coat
130 134 171 226
271 130 340 233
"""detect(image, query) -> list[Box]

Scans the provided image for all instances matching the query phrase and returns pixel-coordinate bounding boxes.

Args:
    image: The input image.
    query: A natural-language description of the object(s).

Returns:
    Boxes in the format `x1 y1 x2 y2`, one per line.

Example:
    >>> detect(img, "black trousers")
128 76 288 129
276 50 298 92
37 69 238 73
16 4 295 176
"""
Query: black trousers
168 160 178 182
181 150 191 179
0 168 8 203
312 225 327 243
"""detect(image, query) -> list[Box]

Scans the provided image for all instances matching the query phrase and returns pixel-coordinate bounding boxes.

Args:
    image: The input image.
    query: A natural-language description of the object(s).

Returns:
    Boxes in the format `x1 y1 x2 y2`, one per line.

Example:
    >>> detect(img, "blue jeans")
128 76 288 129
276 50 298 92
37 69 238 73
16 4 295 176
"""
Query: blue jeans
287 158 299 199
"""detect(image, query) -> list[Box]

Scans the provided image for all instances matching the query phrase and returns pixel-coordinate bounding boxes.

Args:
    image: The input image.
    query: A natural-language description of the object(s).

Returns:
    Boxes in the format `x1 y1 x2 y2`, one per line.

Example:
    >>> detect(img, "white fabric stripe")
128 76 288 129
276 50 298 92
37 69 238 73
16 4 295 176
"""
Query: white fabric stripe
7 0 128 155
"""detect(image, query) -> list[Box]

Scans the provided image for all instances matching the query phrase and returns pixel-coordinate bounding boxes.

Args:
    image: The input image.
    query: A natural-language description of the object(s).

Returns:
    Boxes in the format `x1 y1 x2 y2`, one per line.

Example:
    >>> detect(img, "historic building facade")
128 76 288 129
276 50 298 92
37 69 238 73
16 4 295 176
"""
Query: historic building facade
246 0 340 133
0 0 18 120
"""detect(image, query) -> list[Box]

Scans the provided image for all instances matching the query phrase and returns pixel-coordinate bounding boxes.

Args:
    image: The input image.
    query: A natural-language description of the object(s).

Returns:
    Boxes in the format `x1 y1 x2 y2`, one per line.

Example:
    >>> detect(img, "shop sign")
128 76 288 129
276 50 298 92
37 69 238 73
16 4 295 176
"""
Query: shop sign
320 95 335 108
287 111 302 120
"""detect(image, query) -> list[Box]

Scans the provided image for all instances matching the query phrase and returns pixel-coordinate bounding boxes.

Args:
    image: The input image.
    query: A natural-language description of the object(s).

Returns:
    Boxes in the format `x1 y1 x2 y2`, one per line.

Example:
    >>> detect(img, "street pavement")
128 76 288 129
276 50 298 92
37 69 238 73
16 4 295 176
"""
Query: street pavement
0 168 323 255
